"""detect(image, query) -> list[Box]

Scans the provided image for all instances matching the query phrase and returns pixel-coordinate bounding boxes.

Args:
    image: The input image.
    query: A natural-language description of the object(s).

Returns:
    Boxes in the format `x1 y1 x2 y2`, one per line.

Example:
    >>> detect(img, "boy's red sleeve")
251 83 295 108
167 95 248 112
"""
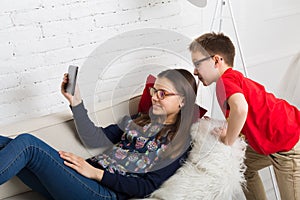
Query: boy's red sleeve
216 71 244 115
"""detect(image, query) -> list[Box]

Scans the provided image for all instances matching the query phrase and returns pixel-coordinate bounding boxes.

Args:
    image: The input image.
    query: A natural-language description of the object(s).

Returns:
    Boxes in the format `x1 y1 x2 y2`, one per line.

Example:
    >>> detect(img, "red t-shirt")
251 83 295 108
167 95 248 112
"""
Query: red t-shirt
216 68 300 155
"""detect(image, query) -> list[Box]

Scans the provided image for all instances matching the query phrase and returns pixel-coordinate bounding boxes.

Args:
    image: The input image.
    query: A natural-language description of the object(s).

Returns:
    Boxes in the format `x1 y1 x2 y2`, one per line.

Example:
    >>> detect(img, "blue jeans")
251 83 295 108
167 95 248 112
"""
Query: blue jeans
0 134 117 200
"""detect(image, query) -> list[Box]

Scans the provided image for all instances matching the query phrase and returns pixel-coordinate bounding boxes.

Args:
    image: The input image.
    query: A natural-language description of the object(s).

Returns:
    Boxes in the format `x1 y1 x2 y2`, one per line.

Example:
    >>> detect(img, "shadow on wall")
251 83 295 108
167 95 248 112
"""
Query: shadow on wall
277 52 300 108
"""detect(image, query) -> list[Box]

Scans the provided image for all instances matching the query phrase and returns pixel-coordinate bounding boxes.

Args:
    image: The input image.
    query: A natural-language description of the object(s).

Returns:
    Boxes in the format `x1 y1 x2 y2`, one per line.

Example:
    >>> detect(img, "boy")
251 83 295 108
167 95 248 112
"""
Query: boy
189 32 300 200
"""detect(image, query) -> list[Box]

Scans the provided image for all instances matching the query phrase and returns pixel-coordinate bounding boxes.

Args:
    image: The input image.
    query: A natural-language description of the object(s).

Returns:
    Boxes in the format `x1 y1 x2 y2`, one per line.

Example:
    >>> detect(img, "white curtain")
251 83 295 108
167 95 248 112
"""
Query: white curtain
277 52 300 109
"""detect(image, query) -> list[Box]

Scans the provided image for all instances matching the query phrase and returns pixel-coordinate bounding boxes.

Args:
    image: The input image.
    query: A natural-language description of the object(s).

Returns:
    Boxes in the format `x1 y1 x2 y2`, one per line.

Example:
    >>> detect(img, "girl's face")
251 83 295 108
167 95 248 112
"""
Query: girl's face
151 77 184 124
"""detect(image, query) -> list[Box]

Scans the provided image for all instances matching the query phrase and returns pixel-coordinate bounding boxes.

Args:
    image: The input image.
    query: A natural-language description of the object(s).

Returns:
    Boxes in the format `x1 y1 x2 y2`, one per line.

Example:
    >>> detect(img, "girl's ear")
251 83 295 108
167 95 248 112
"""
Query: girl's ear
180 97 185 108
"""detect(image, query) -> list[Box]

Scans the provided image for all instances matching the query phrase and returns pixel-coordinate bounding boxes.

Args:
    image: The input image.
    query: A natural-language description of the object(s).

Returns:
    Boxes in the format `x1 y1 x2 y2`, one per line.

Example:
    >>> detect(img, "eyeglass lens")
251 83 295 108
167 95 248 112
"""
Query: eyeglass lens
150 87 166 100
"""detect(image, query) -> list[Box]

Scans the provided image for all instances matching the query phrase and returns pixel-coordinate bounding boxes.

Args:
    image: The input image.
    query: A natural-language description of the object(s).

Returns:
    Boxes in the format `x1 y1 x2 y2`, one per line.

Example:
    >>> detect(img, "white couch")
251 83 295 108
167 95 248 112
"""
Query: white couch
0 95 247 200
0 96 141 200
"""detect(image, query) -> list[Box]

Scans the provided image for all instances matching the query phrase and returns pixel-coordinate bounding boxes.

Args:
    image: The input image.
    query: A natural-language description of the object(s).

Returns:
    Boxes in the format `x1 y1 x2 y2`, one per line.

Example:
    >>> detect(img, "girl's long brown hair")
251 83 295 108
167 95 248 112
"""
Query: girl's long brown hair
133 69 197 163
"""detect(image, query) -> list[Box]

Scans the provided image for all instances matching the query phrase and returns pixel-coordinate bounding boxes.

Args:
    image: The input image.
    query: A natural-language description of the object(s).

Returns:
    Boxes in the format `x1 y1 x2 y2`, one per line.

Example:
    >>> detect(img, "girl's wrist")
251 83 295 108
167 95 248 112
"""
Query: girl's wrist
71 97 82 107
95 169 104 182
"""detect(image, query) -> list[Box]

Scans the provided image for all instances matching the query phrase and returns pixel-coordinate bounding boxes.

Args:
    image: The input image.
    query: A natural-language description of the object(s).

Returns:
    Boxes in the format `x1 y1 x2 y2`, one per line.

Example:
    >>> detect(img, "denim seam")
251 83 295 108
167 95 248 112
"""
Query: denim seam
1 145 115 199
0 147 27 176
34 146 115 199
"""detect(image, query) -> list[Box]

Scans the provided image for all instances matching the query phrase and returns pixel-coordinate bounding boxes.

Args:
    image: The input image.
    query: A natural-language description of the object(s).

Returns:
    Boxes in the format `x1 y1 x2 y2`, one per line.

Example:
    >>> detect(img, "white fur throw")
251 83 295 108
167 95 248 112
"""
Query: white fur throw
150 118 247 200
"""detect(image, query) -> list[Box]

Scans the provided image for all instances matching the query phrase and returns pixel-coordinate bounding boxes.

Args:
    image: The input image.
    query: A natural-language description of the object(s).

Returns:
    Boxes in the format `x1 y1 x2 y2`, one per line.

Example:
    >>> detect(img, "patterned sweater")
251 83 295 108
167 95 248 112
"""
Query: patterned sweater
71 102 190 200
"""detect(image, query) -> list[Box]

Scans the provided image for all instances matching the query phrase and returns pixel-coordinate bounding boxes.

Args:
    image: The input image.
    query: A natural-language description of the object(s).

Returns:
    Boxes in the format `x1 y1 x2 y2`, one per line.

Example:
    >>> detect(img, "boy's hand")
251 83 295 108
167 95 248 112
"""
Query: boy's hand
61 73 82 106
211 126 227 144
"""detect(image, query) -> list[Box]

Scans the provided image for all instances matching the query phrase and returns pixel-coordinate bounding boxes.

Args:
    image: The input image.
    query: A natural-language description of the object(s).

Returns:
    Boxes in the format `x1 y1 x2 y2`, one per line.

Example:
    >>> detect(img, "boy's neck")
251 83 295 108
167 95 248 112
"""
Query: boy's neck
218 65 232 76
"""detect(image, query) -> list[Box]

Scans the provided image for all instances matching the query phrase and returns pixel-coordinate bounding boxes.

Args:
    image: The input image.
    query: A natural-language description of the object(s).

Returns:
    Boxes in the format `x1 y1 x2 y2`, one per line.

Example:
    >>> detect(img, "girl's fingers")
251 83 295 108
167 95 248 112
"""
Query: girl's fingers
59 151 82 166
59 151 73 161
64 160 78 171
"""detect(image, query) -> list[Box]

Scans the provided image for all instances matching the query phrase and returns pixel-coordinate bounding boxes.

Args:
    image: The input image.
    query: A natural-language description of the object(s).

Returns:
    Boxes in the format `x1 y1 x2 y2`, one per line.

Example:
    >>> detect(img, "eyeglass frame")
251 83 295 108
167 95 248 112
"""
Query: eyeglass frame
149 87 182 100
193 55 215 69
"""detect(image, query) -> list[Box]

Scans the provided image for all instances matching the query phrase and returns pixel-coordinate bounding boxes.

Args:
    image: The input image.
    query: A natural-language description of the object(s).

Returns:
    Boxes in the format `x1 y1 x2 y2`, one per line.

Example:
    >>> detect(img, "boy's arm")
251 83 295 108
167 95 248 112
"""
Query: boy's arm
222 93 248 145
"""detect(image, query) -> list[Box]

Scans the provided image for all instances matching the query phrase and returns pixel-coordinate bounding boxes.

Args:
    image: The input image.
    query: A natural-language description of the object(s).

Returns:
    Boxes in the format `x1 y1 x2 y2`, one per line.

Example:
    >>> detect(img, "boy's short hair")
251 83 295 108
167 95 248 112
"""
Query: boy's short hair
189 32 235 67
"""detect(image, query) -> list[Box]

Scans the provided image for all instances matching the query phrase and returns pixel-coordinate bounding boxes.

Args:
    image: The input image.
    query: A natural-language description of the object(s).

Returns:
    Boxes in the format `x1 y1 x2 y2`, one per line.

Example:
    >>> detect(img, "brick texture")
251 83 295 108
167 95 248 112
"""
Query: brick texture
0 0 205 125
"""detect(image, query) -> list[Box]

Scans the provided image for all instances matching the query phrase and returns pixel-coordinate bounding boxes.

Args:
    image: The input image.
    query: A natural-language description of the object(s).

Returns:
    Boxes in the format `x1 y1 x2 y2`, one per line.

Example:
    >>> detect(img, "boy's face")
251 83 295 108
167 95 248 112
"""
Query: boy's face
191 51 220 86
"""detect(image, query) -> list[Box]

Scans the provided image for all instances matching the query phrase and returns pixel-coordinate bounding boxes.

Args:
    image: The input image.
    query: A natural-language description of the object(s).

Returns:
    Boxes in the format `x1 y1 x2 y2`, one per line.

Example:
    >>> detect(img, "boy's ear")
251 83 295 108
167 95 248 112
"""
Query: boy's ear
214 55 223 65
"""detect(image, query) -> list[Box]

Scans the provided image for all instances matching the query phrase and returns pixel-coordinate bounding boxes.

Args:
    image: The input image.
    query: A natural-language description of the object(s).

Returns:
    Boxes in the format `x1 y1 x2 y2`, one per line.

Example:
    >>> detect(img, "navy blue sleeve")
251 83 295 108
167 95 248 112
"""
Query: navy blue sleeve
71 102 189 199
70 102 125 147
100 151 188 199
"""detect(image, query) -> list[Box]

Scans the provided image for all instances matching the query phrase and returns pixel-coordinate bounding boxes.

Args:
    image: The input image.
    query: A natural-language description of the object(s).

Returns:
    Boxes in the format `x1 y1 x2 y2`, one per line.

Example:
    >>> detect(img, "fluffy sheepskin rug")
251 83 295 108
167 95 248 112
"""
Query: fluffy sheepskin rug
150 118 247 200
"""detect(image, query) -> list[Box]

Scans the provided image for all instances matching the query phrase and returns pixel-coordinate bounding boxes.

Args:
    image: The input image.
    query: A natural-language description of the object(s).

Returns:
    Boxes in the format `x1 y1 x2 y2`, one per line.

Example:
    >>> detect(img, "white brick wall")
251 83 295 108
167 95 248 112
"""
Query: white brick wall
0 0 203 125
0 0 299 130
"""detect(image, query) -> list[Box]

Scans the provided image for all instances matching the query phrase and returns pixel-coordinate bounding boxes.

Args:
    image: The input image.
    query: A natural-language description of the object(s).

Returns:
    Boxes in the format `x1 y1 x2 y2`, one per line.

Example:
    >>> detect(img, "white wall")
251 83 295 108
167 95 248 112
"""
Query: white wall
0 0 299 126
0 0 202 125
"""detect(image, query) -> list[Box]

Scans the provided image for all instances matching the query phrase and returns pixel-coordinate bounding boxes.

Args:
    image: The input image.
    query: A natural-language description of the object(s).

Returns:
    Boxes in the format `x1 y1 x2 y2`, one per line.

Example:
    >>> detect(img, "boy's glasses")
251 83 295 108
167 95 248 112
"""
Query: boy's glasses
193 55 215 68
149 87 181 100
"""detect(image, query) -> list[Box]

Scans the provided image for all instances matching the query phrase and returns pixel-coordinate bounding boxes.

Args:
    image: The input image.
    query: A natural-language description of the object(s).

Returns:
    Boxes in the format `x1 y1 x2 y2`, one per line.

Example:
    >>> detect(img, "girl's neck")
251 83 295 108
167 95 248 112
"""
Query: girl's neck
156 118 176 126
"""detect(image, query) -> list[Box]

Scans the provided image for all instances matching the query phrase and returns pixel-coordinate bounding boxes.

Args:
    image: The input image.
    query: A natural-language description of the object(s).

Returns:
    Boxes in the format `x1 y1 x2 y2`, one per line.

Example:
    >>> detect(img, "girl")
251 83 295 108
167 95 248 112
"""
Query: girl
0 69 197 200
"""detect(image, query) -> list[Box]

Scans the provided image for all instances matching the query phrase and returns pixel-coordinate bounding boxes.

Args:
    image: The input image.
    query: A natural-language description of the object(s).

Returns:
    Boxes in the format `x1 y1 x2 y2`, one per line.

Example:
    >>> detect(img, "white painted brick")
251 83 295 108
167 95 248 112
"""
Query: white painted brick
29 93 63 112
40 0 72 8
102 60 146 80
42 43 97 66
12 6 69 26
0 73 20 90
139 1 181 21
0 104 18 121
119 0 176 10
0 0 41 13
68 29 112 47
119 0 151 10
27 82 59 99
19 66 64 88
69 0 119 19
140 12 203 33
0 60 17 75
94 77 119 93
68 4 98 20
117 49 167 64
16 95 47 115
0 14 13 30
94 11 139 28
0 42 14 61
42 16 95 38
40 0 98 9
47 64 70 80
42 46 78 66
48 78 63 94
0 85 39 106
0 90 19 105
14 36 70 56
0 85 26 104
5 53 46 72
0 25 42 44
20 69 51 86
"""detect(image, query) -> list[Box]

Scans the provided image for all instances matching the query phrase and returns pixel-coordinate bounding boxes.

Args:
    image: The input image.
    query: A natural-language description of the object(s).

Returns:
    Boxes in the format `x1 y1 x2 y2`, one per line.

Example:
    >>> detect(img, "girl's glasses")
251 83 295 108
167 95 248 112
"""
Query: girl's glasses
149 87 181 100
